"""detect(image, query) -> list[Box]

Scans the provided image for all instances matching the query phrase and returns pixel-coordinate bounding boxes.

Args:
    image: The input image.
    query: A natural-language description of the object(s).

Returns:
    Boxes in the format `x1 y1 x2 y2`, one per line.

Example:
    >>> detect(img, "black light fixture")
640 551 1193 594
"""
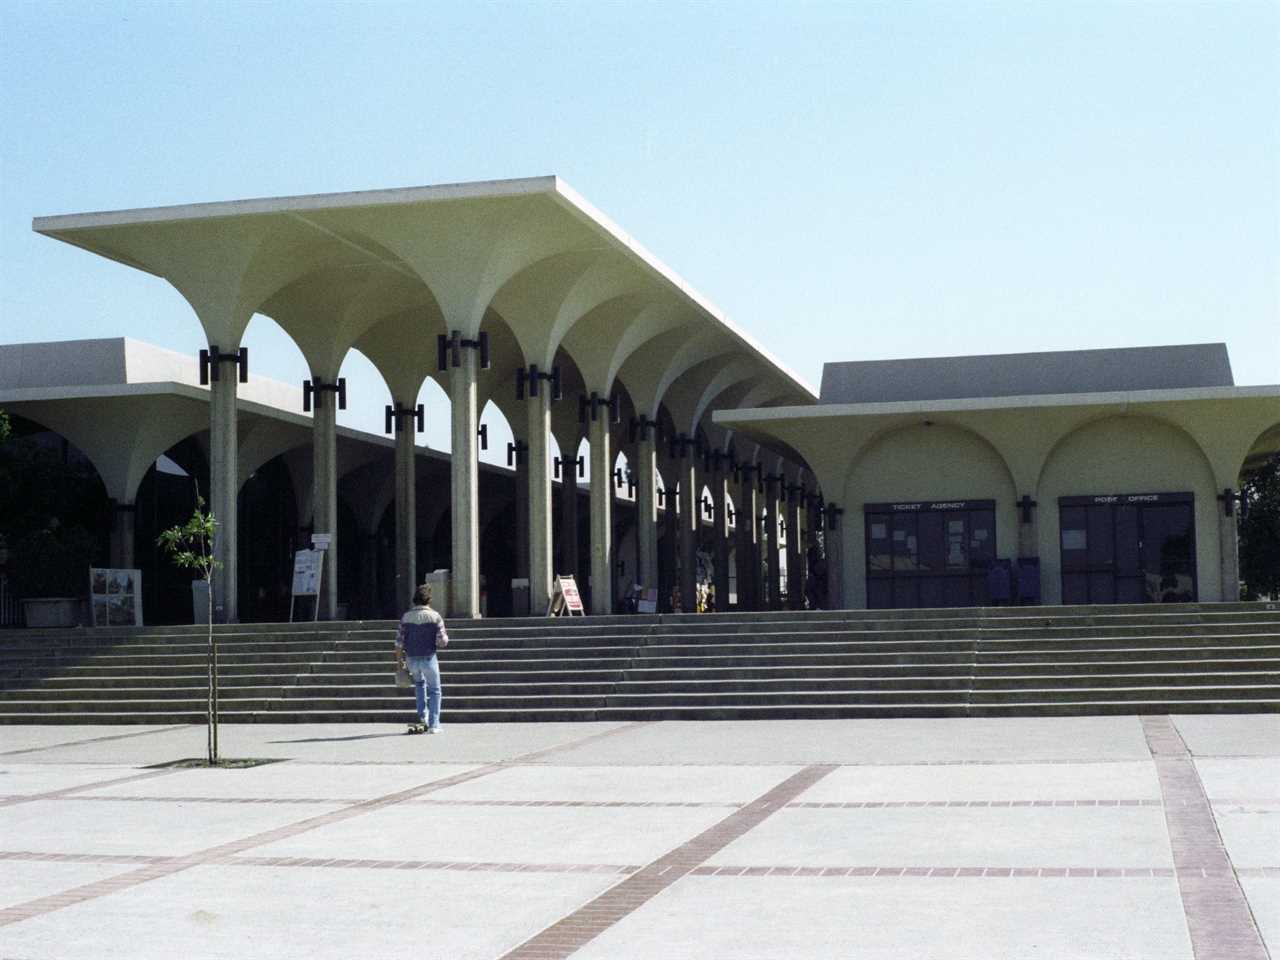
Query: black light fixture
198 345 249 385
436 330 490 371
384 403 424 435
303 376 346 412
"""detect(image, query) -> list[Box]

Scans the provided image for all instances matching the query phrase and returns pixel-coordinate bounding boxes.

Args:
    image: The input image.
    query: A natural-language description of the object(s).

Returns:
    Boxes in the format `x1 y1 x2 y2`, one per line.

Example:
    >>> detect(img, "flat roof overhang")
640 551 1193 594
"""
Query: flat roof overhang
32 176 816 411
716 384 1280 490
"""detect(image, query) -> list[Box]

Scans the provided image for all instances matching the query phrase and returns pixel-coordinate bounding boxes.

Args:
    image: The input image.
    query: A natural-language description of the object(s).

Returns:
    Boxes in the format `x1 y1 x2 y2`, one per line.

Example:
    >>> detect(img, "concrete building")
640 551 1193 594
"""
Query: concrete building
10 177 1278 622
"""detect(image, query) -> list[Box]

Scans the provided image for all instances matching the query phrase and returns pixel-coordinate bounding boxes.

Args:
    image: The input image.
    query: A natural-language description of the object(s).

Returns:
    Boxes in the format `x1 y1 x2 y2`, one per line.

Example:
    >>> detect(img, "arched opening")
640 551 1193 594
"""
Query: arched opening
0 415 111 624
334 347 388 438
237 455 299 623
1037 414 1219 605
415 378 451 452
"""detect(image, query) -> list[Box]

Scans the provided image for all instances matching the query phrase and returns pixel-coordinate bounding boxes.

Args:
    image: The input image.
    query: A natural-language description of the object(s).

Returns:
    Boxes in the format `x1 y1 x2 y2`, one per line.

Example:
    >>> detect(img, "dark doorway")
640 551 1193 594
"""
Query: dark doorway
1059 493 1196 604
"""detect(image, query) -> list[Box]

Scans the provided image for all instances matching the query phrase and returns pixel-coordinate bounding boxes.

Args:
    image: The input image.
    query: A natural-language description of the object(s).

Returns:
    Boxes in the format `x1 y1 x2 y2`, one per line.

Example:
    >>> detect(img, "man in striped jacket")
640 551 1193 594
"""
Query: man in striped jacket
395 584 450 733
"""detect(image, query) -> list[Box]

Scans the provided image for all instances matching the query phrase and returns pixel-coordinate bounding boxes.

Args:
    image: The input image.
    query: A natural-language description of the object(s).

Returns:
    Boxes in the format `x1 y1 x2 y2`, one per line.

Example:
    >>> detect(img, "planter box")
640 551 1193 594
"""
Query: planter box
21 597 80 628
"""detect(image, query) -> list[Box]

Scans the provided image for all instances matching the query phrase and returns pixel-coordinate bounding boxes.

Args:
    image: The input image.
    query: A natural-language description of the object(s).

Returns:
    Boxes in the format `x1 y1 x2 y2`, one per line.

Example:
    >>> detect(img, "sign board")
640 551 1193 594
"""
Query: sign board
547 575 585 616
311 533 332 550
864 499 995 513
89 568 142 627
289 549 326 622
636 588 658 615
291 550 324 597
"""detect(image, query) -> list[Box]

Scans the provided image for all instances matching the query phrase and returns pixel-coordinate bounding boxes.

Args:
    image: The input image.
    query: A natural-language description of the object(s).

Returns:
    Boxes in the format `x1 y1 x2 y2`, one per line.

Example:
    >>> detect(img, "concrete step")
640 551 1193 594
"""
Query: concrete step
3 602 1277 723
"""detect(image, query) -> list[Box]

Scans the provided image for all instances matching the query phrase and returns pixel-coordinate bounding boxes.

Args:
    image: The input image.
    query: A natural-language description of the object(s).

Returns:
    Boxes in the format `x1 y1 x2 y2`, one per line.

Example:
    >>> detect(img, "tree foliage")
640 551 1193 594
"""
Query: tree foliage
157 494 222 763
1240 453 1280 600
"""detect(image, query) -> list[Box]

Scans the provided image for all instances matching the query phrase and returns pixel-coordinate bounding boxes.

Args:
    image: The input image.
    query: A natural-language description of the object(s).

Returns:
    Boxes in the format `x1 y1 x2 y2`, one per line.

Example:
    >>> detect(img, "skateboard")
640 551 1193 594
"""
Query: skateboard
405 722 427 735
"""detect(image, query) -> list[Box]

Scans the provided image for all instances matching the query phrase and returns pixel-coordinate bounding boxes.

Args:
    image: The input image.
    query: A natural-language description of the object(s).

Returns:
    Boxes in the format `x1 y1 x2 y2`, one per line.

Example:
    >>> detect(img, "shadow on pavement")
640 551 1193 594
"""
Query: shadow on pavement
267 742 407 747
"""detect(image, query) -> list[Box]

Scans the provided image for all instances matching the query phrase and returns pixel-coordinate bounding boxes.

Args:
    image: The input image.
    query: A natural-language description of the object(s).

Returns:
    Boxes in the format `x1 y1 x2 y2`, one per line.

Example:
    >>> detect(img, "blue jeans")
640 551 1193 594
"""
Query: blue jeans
406 654 441 728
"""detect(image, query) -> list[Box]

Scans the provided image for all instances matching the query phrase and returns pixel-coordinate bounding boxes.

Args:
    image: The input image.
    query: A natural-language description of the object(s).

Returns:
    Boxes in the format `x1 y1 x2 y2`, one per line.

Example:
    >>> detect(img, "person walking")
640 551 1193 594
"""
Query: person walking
395 584 449 734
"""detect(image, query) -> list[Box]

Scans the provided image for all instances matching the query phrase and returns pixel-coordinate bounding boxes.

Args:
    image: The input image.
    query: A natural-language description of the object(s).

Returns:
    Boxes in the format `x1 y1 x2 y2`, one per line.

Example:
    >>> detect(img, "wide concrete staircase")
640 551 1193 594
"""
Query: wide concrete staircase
1 603 1277 723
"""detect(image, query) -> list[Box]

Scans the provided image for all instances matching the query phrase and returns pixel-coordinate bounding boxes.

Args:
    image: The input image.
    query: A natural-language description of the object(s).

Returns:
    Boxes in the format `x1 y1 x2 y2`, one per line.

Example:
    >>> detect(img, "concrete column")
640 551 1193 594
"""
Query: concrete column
766 487 783 609
449 348 480 618
515 457 529 574
1220 508 1241 602
636 435 659 594
1017 506 1038 559
826 519 845 610
736 474 760 609
714 474 731 611
527 390 553 614
109 502 136 570
311 384 338 621
678 456 699 612
787 491 804 609
658 466 677 611
209 369 238 622
394 402 416 609
588 412 612 614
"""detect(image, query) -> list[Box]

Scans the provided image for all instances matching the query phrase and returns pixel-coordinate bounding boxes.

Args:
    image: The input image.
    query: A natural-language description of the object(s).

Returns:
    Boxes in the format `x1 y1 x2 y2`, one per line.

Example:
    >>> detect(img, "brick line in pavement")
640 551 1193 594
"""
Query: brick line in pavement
0 725 192 757
0 721 647 928
499 764 837 960
1140 716 1269 960
0 768 185 809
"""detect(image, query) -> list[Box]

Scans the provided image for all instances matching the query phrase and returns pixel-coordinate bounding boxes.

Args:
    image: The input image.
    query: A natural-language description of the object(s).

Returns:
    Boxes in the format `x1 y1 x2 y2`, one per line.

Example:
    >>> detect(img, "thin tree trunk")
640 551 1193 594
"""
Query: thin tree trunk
207 582 218 764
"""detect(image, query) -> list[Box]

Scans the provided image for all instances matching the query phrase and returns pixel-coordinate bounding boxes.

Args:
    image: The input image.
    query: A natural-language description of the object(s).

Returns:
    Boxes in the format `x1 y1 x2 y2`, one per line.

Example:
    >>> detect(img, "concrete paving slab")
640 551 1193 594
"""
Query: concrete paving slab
81 761 480 801
1241 877 1280 957
1 722 635 766
0 718 1272 958
544 717 1152 765
253 802 730 866
426 764 800 805
1173 714 1280 758
572 875 1193 960
238 722 639 764
796 761 1161 803
0 763 145 796
0 863 618 960
705 806 1175 869
1194 757 1280 799
0 797 346 857
0 860 139 910
1212 807 1280 869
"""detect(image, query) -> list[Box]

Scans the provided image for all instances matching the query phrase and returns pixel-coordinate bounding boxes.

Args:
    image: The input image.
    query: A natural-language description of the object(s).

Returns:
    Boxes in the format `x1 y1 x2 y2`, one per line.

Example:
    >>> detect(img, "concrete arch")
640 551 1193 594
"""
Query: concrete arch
1240 421 1280 478
548 255 649 367
355 307 449 408
257 261 439 381
842 421 1021 610
1035 413 1222 604
12 398 210 505
559 293 654 393
306 194 595 336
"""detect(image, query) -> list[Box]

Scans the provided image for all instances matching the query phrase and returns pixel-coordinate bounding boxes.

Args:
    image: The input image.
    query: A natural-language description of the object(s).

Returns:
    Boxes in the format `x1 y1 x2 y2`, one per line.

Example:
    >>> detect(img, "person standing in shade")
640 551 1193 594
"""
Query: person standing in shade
395 584 449 734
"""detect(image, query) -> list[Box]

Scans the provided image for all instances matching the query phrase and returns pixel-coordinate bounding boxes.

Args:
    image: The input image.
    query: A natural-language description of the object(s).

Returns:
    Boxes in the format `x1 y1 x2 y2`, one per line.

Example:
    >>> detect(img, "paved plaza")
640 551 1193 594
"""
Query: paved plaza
0 715 1276 959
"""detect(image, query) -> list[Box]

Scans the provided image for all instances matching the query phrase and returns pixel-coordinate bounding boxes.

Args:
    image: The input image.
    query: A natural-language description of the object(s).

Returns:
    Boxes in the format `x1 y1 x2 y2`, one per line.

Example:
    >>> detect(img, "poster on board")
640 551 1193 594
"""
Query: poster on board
291 549 323 597
547 575 585 616
289 549 325 622
89 568 143 627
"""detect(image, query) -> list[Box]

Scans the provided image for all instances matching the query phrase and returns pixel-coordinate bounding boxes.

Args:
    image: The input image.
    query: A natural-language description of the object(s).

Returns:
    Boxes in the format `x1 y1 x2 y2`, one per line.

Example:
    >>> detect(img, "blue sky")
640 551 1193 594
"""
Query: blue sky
1 1 1276 455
